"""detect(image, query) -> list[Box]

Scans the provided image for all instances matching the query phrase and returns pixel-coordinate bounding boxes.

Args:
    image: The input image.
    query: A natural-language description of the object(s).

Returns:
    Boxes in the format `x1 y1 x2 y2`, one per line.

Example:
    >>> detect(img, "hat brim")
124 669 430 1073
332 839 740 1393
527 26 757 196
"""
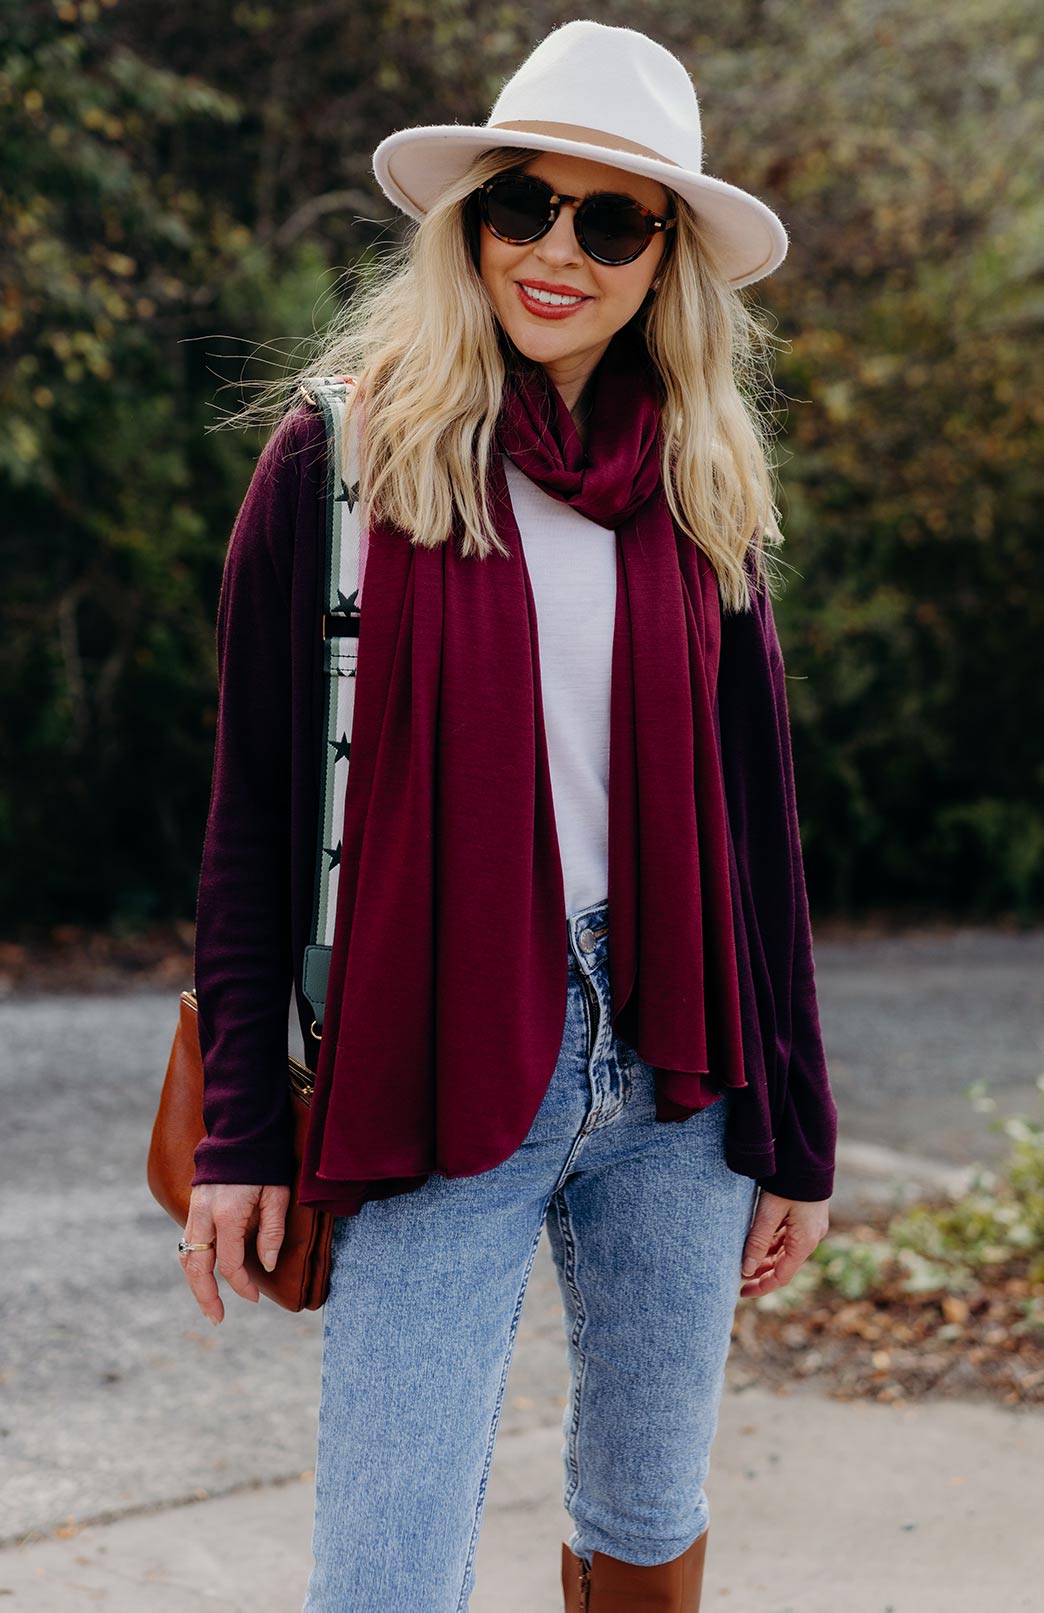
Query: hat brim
372 125 788 289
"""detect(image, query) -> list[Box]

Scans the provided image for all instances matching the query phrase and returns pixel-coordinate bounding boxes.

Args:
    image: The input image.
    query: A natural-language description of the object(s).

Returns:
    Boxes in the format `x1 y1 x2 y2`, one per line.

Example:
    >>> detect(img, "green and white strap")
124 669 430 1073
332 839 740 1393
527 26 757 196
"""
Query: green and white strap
296 375 365 1044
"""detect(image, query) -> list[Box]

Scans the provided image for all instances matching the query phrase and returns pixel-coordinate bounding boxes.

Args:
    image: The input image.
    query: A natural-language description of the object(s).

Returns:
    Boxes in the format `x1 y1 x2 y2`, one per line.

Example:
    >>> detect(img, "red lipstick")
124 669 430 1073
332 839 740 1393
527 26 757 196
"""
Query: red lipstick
514 280 592 320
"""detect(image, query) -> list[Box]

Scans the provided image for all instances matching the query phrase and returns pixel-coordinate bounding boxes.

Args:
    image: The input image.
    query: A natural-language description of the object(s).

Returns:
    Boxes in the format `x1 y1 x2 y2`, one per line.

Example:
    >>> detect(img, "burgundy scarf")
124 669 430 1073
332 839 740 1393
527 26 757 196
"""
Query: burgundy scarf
300 321 747 1207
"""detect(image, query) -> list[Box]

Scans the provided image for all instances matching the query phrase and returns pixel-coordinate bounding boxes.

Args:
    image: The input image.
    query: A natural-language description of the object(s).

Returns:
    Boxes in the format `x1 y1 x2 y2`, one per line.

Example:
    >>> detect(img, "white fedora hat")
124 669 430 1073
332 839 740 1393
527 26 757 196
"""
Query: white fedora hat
372 19 788 290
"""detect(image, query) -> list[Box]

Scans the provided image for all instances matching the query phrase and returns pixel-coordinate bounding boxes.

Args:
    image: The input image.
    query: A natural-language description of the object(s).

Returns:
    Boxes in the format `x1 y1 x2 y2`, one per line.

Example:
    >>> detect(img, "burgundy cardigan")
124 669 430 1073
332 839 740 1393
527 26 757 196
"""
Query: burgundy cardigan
190 407 838 1203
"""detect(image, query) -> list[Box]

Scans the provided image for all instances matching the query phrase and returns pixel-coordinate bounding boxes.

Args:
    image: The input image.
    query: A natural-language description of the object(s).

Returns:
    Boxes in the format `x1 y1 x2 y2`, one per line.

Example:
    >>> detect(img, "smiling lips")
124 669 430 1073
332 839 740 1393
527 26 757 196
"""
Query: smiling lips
515 281 591 319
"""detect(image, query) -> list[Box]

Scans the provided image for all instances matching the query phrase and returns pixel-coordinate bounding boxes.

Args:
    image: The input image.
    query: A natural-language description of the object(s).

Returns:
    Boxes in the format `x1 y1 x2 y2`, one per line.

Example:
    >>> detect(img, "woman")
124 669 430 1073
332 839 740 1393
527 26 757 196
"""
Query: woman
179 19 838 1612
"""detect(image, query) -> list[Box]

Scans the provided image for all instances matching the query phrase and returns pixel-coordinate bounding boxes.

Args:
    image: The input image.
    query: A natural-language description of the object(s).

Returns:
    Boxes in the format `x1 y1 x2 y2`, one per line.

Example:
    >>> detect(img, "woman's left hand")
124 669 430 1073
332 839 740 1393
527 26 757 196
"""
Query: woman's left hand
739 1190 830 1299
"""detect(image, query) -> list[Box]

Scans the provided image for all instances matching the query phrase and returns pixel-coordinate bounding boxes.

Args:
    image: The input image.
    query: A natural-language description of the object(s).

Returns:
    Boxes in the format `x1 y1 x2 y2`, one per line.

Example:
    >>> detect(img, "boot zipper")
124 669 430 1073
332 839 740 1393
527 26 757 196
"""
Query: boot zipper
579 1555 591 1610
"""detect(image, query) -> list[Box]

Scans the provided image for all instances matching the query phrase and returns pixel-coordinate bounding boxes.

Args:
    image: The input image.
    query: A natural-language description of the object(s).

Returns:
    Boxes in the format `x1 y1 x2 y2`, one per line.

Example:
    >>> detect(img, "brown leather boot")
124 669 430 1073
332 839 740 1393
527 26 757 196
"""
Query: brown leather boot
561 1528 709 1611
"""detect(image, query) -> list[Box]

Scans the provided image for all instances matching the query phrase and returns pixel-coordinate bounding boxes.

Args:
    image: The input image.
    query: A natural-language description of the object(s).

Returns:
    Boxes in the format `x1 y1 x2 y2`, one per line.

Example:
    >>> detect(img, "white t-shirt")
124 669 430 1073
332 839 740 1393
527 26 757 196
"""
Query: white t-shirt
502 453 615 919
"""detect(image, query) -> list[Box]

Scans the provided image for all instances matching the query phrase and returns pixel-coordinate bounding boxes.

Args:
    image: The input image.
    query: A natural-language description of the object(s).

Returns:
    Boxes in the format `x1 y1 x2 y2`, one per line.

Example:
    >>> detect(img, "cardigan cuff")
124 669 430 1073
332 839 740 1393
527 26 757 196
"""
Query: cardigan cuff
191 1137 296 1188
753 1162 835 1202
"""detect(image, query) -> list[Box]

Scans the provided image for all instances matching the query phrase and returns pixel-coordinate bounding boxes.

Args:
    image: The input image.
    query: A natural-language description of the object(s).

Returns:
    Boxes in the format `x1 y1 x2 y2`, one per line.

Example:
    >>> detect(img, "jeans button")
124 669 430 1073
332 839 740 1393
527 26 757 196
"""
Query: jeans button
578 927 597 953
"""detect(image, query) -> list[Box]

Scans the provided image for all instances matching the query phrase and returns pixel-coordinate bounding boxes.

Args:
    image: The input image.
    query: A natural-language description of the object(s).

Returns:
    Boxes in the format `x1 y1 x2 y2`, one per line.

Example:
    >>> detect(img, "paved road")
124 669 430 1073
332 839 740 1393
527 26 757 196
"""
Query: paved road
812 927 1044 1160
5 1393 1044 1611
1 926 1041 1546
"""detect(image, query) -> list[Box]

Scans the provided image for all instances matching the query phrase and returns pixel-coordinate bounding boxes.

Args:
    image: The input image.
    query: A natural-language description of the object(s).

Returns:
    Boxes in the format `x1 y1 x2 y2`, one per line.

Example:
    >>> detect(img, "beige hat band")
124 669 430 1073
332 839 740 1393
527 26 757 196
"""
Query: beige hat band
489 121 681 169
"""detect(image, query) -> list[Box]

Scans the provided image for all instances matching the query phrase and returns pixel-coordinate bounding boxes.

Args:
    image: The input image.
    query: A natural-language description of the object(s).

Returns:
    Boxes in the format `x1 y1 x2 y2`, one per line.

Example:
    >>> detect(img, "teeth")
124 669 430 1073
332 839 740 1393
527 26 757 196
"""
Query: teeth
521 284 584 307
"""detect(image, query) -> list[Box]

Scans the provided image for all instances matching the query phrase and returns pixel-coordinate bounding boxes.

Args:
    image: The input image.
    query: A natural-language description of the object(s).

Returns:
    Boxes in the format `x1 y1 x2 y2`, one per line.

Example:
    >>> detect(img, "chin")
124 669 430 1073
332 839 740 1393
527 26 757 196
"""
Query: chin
502 315 595 364
511 331 576 362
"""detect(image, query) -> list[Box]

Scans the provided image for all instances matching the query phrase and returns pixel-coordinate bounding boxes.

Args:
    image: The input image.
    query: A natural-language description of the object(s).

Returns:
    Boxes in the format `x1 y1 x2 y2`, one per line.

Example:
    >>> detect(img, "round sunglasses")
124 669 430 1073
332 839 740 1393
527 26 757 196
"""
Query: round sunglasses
476 172 676 267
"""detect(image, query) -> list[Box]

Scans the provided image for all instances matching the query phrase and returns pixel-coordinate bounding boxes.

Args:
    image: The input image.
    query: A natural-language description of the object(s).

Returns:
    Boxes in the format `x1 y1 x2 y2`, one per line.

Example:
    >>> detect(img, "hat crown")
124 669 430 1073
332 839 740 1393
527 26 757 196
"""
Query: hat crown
487 21 703 175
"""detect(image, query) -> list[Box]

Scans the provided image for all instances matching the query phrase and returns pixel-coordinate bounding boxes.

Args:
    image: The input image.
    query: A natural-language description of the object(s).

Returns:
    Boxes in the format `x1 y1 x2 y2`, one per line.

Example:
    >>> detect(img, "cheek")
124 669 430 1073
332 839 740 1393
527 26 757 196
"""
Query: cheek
626 265 655 302
591 263 655 313
477 233 494 294
630 240 665 298
590 241 664 309
478 231 518 298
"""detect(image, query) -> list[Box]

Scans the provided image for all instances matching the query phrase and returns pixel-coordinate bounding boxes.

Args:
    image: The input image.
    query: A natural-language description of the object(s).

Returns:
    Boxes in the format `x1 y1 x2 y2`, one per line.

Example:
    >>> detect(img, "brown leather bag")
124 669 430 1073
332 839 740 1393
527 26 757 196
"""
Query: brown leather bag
147 989 333 1311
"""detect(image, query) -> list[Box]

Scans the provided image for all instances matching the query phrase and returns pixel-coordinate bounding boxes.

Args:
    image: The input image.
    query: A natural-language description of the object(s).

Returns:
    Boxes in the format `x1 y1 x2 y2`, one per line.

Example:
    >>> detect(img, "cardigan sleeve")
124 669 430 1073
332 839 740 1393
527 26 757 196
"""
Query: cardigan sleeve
190 414 306 1187
752 585 838 1201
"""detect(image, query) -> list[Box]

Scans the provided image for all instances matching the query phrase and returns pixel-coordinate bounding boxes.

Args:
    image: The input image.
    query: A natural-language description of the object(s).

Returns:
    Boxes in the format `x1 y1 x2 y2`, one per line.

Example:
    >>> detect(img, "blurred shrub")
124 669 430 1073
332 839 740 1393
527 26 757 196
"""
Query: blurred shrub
758 1073 1044 1315
1 0 1041 926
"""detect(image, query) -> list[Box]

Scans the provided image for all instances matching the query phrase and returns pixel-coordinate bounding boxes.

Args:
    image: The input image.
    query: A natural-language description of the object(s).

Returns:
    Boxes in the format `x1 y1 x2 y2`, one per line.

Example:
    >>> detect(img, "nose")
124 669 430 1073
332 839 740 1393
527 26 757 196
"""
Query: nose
534 201 583 267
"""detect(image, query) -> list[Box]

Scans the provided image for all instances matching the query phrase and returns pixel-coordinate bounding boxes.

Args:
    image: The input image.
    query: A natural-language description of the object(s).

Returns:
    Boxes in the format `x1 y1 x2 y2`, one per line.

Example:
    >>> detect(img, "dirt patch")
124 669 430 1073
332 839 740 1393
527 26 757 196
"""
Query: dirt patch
730 1210 1044 1408
0 923 195 997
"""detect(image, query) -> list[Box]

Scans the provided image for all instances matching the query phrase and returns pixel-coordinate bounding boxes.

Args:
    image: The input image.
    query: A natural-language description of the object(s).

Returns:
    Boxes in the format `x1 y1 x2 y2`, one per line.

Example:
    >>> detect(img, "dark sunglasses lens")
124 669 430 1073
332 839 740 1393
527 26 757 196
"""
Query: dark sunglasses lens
580 198 649 263
484 179 549 242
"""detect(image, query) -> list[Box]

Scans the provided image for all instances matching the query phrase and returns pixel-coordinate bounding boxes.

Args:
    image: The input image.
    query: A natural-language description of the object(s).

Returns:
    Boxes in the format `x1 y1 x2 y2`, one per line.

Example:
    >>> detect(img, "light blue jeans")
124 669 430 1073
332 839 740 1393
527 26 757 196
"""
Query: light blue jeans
303 897 759 1611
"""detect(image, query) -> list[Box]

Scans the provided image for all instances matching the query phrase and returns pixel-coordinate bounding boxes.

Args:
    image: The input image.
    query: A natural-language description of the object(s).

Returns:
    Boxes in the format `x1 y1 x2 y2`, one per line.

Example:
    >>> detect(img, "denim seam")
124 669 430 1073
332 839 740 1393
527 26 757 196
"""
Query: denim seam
550 1187 588 1512
306 1276 340 1544
453 1204 552 1613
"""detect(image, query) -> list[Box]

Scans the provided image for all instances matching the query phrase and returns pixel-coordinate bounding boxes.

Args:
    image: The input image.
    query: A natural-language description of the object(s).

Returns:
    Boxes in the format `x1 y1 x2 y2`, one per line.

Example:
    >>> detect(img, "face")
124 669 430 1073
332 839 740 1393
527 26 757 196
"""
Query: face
477 151 672 409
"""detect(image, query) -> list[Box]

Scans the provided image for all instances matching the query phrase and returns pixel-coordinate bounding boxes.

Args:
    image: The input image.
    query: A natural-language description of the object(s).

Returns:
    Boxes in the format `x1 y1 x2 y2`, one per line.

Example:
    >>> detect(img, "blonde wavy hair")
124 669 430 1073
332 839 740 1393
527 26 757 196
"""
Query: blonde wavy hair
227 145 786 612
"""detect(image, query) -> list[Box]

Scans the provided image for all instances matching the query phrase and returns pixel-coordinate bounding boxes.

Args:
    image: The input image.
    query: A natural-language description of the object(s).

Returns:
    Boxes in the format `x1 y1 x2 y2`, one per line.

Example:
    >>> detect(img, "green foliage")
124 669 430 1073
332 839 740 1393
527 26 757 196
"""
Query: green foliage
1 0 1042 926
0 0 350 922
758 1074 1044 1315
888 1078 1044 1284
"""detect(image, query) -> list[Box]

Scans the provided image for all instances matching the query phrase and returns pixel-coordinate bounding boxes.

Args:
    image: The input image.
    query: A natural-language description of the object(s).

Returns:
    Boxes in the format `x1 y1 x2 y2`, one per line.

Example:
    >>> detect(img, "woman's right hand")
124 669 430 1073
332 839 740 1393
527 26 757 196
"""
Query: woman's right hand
178 1182 291 1325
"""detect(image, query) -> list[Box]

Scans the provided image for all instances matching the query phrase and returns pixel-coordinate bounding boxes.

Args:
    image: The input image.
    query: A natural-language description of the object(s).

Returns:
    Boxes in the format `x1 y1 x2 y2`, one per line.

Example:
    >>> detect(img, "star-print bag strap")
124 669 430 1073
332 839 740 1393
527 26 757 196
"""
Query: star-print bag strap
145 380 364 1310
294 375 367 1052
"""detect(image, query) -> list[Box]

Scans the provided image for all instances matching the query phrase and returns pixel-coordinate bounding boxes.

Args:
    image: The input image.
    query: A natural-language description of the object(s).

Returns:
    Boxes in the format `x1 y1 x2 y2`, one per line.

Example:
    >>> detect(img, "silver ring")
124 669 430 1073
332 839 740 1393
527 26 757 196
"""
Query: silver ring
178 1237 216 1255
